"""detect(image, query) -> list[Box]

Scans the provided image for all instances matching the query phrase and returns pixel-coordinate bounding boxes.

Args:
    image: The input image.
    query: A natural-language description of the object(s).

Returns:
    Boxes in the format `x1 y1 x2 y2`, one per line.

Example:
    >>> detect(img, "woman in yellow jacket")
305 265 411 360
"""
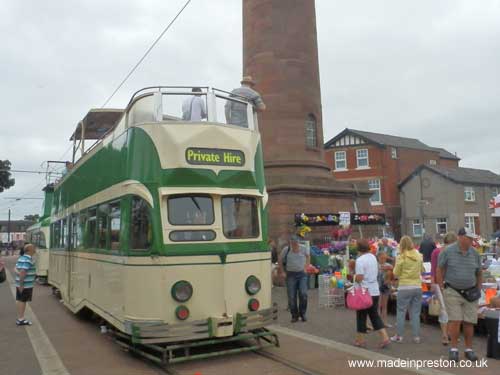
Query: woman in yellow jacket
391 236 425 343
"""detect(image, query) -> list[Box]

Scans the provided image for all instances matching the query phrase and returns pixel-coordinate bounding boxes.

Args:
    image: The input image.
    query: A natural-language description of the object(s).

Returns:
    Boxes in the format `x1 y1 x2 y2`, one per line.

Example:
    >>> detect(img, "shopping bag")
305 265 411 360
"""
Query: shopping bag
346 286 372 310
428 296 441 316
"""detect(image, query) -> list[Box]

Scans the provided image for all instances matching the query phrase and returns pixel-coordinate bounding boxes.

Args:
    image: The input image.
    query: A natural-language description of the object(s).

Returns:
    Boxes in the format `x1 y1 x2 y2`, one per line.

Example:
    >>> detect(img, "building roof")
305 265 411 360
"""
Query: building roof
325 128 460 159
429 147 460 160
399 165 500 188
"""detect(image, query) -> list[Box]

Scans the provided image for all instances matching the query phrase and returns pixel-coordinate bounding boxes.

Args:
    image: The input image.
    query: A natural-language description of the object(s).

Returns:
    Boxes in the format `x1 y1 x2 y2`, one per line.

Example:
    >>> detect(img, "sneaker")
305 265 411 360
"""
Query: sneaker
291 317 299 323
413 337 421 344
16 319 32 326
464 350 478 361
300 315 307 322
448 349 459 362
390 335 403 343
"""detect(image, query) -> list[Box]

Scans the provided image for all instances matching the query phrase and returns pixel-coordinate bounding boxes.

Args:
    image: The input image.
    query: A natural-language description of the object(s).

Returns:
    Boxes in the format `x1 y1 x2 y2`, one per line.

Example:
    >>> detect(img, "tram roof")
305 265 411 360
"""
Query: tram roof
70 108 124 141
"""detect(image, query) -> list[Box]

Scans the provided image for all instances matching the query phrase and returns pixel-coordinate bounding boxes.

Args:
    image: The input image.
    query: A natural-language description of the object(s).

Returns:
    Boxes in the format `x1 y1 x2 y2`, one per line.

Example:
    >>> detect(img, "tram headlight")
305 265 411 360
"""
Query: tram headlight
171 280 193 302
245 275 261 295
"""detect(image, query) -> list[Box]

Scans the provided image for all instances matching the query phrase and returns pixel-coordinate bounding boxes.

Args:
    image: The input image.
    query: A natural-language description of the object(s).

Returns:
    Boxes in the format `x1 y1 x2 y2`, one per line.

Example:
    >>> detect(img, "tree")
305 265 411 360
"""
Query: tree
0 160 15 192
24 214 40 222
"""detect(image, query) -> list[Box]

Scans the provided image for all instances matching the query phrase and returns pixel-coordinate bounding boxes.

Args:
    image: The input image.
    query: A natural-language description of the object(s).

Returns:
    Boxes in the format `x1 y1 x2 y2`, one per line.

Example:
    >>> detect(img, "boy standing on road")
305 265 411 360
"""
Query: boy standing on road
15 243 37 326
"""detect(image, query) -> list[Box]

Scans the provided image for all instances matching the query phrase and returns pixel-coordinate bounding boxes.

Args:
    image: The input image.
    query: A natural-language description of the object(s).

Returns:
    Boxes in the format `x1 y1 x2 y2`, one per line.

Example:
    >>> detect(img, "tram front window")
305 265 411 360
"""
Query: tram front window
222 196 259 239
168 195 214 225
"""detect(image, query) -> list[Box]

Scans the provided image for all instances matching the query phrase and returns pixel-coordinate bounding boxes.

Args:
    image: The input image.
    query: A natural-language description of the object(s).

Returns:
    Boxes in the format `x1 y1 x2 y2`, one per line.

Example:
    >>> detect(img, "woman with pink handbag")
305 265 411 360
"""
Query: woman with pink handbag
353 239 390 348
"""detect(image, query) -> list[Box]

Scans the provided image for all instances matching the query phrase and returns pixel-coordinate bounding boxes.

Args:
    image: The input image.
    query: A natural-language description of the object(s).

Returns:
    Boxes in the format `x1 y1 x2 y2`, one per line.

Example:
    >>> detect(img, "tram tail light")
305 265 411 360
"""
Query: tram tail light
248 298 260 312
175 305 190 320
245 275 261 295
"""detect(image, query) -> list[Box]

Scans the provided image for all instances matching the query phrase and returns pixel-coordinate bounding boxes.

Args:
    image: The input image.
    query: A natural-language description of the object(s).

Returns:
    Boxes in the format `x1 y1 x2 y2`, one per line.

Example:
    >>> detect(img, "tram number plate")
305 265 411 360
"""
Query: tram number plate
185 147 245 167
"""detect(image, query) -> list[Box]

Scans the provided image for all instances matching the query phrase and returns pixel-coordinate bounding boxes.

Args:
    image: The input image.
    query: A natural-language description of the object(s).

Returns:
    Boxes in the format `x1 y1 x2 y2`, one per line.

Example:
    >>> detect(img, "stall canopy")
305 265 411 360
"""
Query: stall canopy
295 212 386 226
70 108 123 141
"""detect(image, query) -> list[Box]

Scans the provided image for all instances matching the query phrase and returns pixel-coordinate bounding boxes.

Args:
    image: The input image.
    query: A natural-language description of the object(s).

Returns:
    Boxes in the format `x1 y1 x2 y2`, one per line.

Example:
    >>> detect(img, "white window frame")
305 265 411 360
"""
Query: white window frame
464 215 476 234
464 186 476 202
492 187 499 198
334 151 347 171
429 159 437 165
436 218 447 234
413 219 423 237
391 147 397 159
368 179 382 205
356 148 369 169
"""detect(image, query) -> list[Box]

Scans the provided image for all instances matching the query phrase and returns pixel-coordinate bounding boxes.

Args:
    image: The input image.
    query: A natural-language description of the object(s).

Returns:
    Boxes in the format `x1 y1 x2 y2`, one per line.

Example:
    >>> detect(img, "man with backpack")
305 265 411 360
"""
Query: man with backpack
278 235 310 323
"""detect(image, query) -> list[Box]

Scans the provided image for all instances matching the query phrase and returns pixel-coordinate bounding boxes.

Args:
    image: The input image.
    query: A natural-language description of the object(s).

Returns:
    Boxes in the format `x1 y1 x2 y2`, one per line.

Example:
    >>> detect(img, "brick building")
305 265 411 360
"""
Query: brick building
324 129 460 239
0 220 33 246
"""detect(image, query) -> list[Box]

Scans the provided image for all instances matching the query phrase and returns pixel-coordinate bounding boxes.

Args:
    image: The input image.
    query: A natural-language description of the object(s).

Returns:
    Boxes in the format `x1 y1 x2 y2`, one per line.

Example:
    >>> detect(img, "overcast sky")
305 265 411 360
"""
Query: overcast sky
1 0 499 220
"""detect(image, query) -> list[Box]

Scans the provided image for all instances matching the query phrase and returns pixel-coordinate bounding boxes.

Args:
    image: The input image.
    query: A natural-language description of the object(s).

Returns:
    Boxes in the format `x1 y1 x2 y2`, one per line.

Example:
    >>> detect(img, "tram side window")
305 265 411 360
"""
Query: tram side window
97 204 110 249
71 215 79 250
78 211 87 249
53 222 61 248
62 218 68 248
222 196 259 239
39 231 46 249
87 208 97 248
131 197 151 250
110 201 121 251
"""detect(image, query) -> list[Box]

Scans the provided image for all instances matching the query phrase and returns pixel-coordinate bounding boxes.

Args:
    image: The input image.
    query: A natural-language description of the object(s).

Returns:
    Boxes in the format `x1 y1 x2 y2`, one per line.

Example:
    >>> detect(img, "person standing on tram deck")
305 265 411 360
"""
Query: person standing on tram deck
225 76 266 127
278 235 310 323
182 87 207 121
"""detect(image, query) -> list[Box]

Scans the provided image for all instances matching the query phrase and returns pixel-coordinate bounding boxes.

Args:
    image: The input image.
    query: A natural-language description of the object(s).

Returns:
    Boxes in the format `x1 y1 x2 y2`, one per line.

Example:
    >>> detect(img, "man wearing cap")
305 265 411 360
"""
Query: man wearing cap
436 227 482 362
225 76 266 128
278 235 310 323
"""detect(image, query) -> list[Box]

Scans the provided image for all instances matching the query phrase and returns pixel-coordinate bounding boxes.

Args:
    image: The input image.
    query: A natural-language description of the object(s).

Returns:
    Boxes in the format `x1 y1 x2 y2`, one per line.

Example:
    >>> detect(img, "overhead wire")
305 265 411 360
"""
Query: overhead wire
101 0 192 107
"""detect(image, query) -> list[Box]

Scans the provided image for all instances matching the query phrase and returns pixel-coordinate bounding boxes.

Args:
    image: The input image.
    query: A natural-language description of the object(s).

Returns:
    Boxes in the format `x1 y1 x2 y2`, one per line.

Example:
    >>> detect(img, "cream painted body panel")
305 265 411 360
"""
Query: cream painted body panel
48 251 271 333
36 249 50 277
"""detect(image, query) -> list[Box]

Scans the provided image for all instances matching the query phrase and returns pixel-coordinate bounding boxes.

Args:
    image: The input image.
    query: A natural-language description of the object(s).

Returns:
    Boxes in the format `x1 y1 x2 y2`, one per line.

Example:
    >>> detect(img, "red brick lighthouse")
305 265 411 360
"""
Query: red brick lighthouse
243 0 371 241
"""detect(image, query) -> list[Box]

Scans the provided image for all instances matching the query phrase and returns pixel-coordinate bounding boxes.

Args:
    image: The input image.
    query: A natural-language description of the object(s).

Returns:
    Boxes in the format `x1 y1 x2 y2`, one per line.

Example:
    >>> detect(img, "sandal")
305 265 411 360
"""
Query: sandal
354 340 367 348
16 319 32 326
442 336 449 346
379 339 390 349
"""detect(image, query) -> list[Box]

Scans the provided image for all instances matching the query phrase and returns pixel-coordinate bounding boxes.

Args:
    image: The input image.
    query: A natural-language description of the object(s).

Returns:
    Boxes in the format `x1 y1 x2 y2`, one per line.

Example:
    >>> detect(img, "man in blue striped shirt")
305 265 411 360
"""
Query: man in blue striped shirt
15 243 37 326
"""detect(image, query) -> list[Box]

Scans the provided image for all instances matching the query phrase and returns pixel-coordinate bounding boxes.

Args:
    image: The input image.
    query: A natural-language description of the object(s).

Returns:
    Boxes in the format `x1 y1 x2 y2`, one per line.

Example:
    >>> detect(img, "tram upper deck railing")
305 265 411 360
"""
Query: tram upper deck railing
125 86 259 131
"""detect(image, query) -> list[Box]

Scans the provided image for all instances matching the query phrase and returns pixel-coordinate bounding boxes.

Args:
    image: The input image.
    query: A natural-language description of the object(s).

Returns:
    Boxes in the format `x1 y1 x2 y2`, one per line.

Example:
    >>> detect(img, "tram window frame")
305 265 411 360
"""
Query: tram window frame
62 218 69 249
109 200 121 251
38 231 46 249
130 196 152 251
221 195 260 239
87 208 97 248
97 203 110 250
52 220 61 249
76 211 86 250
167 195 215 226
70 214 79 250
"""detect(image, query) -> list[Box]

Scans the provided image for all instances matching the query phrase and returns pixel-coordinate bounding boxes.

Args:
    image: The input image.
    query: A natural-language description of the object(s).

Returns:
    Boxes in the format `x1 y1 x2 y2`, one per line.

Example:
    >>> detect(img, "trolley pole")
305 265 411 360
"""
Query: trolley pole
7 208 11 244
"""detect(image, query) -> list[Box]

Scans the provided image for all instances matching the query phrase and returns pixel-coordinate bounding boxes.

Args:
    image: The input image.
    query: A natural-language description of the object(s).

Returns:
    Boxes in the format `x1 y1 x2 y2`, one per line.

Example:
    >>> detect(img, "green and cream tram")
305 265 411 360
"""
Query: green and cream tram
48 87 276 362
26 185 54 281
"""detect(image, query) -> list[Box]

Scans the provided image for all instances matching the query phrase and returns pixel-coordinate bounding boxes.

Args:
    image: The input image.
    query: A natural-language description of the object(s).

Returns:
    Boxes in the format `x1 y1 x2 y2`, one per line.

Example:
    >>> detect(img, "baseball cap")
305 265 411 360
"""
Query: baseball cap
457 227 479 239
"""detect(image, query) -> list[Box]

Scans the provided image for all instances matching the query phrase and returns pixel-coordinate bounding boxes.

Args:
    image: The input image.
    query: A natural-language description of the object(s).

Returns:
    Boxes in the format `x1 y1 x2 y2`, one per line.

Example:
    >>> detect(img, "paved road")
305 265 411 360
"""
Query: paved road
3 254 497 374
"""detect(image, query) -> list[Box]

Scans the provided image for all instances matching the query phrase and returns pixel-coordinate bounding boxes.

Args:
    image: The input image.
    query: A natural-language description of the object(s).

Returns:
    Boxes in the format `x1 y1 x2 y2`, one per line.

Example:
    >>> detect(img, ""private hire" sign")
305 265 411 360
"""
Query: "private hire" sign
185 147 245 167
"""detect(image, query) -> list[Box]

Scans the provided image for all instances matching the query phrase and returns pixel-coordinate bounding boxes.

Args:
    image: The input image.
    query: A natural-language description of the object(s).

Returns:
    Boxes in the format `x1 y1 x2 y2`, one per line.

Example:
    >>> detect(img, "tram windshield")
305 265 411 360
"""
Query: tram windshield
222 196 259 239
168 195 214 225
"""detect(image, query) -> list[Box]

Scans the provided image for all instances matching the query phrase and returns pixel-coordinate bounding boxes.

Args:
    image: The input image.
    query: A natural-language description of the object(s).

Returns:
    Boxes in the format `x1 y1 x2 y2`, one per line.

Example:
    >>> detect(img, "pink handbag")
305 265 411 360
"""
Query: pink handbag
346 286 373 310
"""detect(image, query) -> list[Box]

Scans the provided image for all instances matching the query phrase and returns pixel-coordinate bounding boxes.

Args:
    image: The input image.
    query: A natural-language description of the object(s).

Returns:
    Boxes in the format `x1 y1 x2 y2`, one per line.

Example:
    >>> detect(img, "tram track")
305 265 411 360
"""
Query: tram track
158 349 324 375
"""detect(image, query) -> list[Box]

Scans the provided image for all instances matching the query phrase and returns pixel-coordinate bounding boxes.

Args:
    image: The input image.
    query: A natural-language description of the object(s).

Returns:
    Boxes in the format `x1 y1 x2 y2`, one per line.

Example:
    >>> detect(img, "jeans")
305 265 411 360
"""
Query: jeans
396 288 422 337
286 271 308 318
356 296 385 333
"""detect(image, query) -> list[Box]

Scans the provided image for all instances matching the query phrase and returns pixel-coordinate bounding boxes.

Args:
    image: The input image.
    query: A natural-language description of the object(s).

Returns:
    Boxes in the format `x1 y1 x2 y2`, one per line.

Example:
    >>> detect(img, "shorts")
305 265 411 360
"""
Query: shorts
16 287 33 302
443 286 478 324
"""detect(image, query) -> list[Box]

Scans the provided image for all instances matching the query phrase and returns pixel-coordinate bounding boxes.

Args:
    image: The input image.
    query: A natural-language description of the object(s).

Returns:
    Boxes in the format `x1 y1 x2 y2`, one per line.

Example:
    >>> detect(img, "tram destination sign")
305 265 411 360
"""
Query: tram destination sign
185 147 245 167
